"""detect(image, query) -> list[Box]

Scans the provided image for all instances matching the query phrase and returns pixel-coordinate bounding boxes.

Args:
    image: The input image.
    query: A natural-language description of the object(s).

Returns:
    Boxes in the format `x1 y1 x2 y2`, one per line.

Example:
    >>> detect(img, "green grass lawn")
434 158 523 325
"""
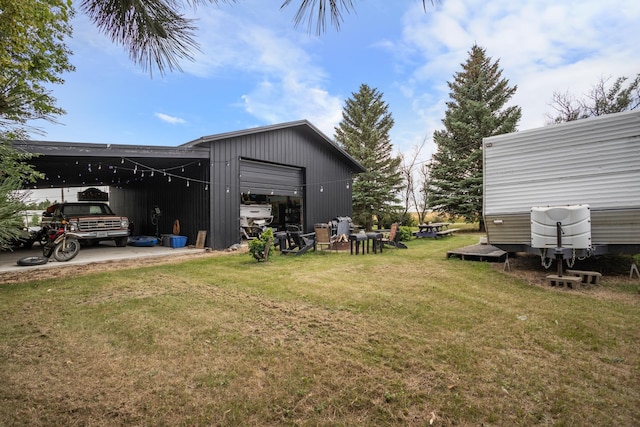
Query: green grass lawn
1 233 638 426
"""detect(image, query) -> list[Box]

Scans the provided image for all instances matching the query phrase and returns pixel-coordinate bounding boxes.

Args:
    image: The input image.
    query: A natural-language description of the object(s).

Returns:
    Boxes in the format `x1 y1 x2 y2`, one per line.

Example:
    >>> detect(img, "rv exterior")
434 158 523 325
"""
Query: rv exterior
483 110 640 260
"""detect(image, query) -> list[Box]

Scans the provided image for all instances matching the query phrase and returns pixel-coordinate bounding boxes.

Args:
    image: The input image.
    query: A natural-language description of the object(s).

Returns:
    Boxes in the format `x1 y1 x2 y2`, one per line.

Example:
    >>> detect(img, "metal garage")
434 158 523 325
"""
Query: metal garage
15 120 365 250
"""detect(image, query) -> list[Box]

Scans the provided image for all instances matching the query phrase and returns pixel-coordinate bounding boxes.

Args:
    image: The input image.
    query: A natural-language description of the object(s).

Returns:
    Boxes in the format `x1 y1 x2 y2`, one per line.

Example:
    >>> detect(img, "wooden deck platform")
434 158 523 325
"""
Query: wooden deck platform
446 243 507 262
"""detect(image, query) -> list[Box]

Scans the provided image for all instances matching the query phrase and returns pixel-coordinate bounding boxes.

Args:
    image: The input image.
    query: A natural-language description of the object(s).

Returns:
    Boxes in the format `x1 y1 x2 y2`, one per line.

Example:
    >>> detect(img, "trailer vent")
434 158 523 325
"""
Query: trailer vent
531 205 591 249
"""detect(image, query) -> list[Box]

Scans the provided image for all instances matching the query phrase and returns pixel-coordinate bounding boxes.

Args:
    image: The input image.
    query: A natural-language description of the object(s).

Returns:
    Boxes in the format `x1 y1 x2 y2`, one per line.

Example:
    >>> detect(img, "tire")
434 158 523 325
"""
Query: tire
17 256 49 266
53 238 80 262
42 243 54 258
114 236 128 247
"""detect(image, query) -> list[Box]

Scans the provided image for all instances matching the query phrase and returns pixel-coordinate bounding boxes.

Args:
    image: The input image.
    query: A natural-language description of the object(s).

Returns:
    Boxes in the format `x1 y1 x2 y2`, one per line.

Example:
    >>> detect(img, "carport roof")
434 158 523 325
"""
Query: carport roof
13 120 365 189
13 140 209 189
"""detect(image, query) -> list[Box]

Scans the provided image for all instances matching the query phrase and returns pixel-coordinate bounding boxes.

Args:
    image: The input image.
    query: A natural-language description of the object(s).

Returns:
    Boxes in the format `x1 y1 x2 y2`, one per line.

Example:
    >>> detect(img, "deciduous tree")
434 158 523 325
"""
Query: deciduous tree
0 0 73 248
547 74 640 123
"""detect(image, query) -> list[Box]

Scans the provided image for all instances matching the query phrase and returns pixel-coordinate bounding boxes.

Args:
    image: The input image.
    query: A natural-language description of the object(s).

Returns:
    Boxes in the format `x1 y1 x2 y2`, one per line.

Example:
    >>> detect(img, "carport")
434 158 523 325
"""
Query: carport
14 140 211 247
14 120 365 250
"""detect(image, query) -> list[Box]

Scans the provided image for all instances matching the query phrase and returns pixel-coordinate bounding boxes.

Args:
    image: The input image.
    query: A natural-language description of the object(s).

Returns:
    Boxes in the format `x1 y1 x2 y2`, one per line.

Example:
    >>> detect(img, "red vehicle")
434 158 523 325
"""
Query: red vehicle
40 202 130 247
17 220 80 266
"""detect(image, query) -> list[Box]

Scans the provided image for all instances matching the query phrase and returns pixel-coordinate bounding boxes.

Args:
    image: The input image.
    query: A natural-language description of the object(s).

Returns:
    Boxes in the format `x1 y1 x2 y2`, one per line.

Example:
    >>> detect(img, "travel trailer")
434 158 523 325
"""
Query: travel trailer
483 110 640 263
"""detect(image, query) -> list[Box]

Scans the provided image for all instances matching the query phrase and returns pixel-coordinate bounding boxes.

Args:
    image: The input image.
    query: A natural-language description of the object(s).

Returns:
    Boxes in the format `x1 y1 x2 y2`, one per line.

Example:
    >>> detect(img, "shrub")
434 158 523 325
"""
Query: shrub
398 226 413 241
248 228 274 261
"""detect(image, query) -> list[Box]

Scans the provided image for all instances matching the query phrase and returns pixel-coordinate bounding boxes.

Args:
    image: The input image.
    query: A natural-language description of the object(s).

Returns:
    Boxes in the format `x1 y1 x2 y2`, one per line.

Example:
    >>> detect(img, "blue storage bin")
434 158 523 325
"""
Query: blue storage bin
170 235 187 248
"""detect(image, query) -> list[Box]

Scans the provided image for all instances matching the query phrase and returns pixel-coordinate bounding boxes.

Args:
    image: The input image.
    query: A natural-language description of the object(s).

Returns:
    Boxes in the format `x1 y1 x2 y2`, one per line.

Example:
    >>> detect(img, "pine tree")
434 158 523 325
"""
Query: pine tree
427 45 521 230
334 84 403 230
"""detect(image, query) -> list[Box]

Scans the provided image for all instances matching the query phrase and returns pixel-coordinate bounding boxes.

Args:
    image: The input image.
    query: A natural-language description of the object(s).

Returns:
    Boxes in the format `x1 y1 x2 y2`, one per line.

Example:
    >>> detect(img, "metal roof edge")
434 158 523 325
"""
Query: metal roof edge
483 109 640 143
181 120 366 173
12 140 209 157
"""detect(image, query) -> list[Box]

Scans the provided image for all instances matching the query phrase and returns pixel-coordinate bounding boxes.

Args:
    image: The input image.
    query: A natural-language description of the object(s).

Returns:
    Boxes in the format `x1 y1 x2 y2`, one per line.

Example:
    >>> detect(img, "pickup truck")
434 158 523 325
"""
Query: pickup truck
41 202 130 247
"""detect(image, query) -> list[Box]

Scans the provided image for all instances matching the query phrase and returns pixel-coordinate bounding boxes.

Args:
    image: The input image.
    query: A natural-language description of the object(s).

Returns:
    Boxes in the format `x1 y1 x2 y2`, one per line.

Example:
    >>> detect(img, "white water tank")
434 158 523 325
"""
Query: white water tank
531 205 591 249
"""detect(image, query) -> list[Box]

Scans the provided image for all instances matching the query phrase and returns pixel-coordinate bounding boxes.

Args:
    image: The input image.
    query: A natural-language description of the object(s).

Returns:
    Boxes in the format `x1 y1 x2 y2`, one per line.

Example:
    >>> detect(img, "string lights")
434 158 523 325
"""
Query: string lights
28 156 354 193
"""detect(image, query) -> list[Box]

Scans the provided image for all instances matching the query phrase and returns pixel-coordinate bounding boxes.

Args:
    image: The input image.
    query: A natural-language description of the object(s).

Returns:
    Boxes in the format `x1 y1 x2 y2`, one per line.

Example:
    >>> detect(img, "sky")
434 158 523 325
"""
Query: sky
30 0 640 166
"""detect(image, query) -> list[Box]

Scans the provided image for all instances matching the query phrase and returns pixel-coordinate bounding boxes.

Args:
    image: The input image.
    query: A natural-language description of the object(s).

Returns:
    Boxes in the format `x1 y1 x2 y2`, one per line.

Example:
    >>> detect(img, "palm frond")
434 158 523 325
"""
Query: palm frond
80 0 202 76
280 0 355 35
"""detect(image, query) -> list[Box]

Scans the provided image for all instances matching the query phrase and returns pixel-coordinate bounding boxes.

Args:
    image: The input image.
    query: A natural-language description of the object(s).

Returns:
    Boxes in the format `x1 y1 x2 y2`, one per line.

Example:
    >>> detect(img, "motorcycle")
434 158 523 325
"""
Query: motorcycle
17 220 81 266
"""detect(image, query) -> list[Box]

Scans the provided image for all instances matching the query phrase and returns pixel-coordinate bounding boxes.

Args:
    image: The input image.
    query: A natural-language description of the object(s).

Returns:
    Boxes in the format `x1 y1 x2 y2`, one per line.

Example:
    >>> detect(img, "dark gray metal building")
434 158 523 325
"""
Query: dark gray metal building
15 120 365 249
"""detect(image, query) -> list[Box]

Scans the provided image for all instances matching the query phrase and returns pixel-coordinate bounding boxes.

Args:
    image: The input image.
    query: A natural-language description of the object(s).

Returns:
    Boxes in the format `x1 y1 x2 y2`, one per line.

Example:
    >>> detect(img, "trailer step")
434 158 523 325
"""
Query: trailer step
565 269 602 285
546 275 583 288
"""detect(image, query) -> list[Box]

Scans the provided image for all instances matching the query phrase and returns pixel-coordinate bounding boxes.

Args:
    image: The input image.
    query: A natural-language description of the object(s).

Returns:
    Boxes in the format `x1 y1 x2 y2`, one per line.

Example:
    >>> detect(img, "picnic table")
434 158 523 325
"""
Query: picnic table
413 222 458 239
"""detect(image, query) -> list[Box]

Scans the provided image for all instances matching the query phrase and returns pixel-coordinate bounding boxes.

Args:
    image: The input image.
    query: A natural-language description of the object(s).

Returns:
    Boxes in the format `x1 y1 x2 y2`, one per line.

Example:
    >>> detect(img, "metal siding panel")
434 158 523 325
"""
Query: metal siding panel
485 209 640 247
109 172 209 247
484 111 640 216
485 214 531 245
591 208 640 244
211 140 241 249
206 126 357 248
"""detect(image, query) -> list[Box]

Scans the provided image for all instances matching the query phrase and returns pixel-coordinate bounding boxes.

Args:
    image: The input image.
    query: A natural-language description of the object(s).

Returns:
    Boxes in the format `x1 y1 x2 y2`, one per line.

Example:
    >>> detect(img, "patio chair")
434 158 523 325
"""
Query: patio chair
381 223 407 249
314 223 337 252
280 230 316 256
333 216 353 242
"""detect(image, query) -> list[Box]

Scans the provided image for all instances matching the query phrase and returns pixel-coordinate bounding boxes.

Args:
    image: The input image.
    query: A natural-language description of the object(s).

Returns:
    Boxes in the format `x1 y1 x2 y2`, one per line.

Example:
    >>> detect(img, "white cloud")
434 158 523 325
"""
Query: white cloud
391 0 640 158
154 112 186 125
179 5 344 137
59 0 639 160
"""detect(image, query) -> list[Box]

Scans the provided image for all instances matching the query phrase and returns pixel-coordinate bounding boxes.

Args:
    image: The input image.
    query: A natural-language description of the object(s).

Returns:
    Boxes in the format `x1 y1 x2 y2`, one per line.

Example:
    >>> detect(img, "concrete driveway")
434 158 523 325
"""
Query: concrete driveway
0 241 205 274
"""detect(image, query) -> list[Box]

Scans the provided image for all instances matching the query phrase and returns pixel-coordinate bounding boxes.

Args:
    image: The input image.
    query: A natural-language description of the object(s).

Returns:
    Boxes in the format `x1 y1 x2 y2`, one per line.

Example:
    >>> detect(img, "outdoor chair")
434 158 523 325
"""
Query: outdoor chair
314 223 337 252
280 230 315 256
333 216 353 242
381 223 407 249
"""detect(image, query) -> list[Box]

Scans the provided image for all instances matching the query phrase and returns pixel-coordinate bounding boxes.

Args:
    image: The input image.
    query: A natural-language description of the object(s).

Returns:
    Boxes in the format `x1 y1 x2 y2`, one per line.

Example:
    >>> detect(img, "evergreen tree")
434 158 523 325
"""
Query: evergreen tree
427 45 521 231
334 84 403 230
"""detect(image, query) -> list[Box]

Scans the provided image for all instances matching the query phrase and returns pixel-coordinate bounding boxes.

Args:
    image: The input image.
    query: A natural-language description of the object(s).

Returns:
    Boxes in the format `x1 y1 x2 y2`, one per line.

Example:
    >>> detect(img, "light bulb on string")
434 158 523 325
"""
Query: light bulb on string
205 184 208 191
186 180 190 187
121 158 124 164
151 170 154 177
181 166 185 172
168 176 172 183
134 165 137 174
